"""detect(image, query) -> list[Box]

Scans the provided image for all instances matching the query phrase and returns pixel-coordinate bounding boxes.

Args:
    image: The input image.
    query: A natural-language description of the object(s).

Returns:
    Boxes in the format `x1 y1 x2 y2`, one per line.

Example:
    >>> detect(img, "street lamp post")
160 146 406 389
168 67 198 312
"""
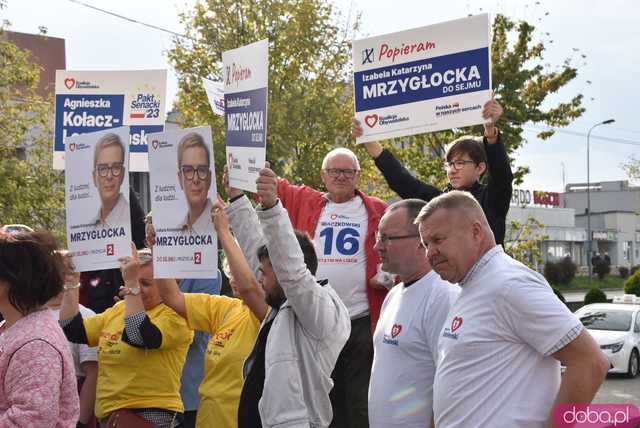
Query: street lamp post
586 118 615 282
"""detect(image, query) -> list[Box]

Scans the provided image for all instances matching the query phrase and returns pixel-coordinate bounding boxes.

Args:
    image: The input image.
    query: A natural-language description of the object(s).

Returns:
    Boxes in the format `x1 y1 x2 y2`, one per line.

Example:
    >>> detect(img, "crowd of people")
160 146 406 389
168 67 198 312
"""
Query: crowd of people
0 100 610 428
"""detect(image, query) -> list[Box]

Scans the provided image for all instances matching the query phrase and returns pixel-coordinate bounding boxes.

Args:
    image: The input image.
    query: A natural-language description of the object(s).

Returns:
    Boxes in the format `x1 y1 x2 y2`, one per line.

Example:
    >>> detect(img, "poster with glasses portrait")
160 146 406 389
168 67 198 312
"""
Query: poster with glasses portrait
147 126 218 279
65 126 133 272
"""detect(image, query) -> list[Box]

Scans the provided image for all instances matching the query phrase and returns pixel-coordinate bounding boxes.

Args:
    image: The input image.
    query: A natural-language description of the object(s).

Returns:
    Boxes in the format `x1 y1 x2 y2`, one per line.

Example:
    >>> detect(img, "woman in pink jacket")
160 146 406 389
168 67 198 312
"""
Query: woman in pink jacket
0 230 80 427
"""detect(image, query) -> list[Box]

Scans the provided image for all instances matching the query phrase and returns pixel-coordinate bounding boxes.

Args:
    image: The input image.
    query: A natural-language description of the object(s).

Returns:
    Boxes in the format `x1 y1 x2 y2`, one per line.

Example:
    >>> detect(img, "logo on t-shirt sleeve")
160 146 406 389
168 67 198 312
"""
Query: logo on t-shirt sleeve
443 316 463 340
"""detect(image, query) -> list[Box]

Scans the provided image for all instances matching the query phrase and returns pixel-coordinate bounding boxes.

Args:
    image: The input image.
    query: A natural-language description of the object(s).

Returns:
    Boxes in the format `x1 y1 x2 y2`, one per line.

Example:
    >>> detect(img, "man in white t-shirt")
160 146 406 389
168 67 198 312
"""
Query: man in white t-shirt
369 199 459 428
276 148 388 427
415 191 609 428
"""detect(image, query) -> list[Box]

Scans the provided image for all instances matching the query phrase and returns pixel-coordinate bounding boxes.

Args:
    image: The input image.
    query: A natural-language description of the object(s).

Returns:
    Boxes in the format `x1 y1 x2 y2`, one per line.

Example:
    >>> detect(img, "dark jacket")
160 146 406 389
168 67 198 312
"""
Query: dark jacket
374 134 513 245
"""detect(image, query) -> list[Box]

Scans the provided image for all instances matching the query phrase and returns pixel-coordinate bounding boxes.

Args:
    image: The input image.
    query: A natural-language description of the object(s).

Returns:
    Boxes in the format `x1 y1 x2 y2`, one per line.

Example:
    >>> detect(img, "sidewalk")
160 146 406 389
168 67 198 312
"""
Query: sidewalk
563 288 625 303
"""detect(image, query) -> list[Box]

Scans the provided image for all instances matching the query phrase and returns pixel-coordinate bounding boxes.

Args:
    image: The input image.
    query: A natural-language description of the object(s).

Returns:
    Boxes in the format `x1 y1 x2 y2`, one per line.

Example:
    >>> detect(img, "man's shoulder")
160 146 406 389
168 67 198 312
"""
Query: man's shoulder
356 191 388 213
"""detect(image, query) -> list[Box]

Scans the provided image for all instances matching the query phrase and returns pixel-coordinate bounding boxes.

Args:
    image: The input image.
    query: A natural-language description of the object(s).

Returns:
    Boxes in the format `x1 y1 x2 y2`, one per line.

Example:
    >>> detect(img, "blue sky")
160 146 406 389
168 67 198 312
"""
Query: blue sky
3 0 638 192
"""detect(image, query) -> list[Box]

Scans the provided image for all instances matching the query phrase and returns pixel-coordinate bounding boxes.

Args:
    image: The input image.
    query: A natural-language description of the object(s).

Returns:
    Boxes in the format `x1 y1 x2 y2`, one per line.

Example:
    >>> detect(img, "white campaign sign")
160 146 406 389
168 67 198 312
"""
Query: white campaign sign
202 78 225 116
147 126 218 279
352 14 491 143
54 69 167 171
65 127 133 272
223 39 269 192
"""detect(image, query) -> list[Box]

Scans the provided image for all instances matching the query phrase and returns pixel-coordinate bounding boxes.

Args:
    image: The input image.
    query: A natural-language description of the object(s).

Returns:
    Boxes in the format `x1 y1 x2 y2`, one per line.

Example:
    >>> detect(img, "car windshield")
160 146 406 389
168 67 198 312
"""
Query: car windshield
577 309 632 332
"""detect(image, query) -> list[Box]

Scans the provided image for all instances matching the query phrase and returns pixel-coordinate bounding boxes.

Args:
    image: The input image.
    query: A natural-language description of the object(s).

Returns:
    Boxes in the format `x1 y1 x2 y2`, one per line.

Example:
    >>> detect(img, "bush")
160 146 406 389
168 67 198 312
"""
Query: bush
544 262 560 285
624 269 640 297
593 261 610 280
543 257 577 285
584 287 608 305
619 266 629 279
631 265 639 276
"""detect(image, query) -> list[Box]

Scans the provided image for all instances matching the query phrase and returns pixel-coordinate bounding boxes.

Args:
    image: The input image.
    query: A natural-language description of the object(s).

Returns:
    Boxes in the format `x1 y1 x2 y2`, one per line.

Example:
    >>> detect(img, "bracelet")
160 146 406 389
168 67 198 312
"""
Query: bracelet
63 283 81 290
122 287 141 296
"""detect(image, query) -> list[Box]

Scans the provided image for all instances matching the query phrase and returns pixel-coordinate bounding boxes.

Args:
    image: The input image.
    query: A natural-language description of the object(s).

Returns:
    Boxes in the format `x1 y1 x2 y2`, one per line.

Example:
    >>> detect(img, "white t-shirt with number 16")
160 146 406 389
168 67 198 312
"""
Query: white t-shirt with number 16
314 196 368 318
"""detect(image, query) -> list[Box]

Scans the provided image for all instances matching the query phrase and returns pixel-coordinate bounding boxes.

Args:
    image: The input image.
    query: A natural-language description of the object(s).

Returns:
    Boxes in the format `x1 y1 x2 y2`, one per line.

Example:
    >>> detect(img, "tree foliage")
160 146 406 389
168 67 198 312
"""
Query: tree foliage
504 216 547 269
0 23 65 241
169 0 357 195
621 156 639 183
170 4 584 198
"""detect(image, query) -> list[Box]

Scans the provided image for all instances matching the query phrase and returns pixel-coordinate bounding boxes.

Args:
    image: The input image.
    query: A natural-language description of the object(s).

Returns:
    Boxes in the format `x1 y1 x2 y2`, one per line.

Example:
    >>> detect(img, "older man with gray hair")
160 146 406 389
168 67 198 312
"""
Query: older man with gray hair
416 190 608 428
275 147 388 427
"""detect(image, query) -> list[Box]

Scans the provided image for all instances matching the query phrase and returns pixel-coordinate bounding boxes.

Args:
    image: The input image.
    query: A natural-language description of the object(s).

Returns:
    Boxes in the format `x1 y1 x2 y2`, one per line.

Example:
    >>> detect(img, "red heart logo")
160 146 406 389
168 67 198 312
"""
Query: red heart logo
451 316 463 332
64 78 75 90
364 114 378 128
151 140 159 149
89 278 100 287
391 324 402 338
68 142 76 152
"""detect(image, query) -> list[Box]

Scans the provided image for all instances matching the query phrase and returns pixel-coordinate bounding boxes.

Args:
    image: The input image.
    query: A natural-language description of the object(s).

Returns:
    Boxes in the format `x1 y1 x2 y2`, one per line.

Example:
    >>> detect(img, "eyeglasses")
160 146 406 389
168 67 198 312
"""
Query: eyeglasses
325 168 358 179
95 162 124 177
180 165 210 181
375 233 420 245
443 160 476 171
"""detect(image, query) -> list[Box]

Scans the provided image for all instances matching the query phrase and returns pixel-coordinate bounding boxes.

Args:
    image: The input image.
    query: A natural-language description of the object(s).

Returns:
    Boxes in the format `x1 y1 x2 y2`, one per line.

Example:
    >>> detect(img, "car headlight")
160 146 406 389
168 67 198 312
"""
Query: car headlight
600 342 624 353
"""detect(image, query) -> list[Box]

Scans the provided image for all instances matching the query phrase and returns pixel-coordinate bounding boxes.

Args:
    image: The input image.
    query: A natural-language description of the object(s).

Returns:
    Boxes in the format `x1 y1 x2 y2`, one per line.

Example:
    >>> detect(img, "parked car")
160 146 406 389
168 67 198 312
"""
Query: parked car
0 224 34 234
574 295 640 378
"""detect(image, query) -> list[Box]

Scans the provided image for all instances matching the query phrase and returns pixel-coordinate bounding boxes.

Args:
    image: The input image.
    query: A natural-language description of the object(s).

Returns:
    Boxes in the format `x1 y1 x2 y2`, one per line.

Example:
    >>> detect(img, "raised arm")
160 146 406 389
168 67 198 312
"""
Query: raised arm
482 98 513 216
352 117 442 201
144 221 187 318
255 167 350 341
214 198 268 321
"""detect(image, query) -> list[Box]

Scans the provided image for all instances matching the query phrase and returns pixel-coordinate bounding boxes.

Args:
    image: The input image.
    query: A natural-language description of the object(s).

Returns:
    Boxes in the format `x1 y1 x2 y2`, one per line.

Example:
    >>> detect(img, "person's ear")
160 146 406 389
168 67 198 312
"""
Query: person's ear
476 161 487 176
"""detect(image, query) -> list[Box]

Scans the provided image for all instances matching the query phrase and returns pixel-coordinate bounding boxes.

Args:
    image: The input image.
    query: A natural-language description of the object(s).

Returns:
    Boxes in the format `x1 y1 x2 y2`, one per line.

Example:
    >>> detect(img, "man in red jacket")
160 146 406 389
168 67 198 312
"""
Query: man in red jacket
277 147 388 428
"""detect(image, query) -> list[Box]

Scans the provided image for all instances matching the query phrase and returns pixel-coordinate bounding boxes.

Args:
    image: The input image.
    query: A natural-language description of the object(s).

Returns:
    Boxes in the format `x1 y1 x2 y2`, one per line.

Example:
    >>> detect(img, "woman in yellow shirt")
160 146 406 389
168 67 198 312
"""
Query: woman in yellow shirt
155 196 268 428
60 248 193 428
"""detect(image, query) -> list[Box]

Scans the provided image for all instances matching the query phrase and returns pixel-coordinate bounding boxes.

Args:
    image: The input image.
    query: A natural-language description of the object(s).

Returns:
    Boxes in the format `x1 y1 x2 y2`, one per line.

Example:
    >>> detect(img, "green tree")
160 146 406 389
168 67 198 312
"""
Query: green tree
170 5 584 197
621 156 639 183
504 216 547 269
169 0 356 194
0 20 65 241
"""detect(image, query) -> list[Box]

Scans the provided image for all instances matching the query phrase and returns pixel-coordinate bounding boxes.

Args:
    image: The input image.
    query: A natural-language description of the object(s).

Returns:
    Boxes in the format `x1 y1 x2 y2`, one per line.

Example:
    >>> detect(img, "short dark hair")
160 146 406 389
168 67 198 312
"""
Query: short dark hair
0 230 64 315
445 136 487 165
386 199 427 234
257 230 318 275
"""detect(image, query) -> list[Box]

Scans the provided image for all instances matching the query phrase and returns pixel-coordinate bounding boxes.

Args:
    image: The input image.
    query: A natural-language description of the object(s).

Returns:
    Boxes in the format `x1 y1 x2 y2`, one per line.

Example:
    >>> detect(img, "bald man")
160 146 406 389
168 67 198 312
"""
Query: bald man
416 191 608 428
370 199 459 428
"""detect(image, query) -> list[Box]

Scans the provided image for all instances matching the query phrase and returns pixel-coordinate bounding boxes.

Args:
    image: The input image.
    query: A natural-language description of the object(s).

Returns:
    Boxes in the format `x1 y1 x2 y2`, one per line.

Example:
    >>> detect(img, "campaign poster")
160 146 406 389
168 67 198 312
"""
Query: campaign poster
223 39 268 192
54 69 167 171
65 127 133 272
202 78 225 116
352 14 491 143
147 126 218 279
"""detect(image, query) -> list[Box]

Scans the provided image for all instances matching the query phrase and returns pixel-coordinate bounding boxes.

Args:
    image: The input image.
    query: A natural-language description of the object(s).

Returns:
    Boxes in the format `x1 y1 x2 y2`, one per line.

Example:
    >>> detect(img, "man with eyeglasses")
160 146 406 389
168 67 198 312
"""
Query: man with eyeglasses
176 132 214 234
369 199 459 428
352 98 513 245
276 147 388 428
90 133 129 229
